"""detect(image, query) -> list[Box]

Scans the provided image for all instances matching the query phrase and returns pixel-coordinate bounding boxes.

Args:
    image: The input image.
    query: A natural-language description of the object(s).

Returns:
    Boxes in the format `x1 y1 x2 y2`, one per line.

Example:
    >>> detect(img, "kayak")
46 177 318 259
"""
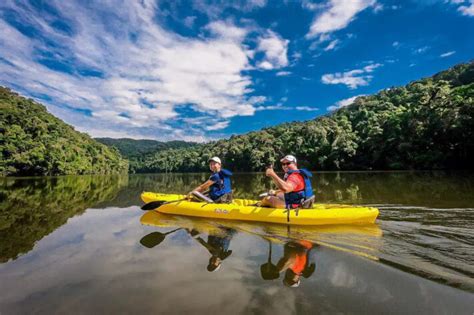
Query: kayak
141 192 379 226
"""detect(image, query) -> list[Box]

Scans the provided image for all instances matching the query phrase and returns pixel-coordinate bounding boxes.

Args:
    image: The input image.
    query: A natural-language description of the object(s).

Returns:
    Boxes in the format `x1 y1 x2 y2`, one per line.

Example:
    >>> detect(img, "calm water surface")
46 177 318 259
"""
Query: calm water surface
1 172 473 314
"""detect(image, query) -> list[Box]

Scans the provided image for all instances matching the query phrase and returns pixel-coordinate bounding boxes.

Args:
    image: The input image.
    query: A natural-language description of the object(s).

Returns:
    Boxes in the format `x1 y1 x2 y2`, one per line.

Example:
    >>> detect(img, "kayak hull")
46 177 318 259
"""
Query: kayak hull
141 192 379 226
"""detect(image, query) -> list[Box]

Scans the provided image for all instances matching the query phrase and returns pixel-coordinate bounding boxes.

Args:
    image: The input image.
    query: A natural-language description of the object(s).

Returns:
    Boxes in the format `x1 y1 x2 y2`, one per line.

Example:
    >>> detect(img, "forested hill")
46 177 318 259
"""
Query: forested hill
95 138 195 159
0 87 128 176
95 138 196 173
134 61 474 173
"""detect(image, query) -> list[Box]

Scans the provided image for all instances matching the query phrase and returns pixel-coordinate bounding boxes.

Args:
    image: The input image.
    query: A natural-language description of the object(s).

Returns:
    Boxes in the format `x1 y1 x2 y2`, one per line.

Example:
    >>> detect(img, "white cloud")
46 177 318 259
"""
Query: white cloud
327 95 364 111
392 41 400 48
205 121 230 131
321 63 382 89
255 104 318 112
458 0 474 15
445 0 474 16
295 106 319 111
324 39 340 51
440 51 456 57
414 46 430 54
257 60 274 70
0 1 286 140
306 0 376 39
206 20 249 41
255 104 290 111
256 31 289 70
276 71 291 76
373 3 384 12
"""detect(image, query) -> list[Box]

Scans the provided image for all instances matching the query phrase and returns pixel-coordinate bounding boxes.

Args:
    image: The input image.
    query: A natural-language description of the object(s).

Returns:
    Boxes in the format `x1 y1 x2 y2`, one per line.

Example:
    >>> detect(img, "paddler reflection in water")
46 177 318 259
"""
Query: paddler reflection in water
260 155 315 209
188 156 233 203
187 227 236 272
261 240 316 287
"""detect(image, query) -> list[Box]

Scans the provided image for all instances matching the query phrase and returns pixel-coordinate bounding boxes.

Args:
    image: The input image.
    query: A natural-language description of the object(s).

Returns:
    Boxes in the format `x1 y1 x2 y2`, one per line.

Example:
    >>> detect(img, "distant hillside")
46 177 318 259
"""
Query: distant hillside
0 87 128 176
134 61 474 172
95 138 196 173
95 138 195 158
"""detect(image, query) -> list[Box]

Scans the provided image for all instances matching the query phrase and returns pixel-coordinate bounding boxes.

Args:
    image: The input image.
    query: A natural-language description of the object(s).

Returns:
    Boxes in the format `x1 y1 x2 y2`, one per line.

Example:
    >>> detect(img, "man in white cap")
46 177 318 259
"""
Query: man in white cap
188 156 233 203
260 155 314 209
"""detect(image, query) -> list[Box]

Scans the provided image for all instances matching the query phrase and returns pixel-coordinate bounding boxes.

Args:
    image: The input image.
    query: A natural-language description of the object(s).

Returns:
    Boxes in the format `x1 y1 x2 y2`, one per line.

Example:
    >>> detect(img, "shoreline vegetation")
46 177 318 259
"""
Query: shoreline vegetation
1 61 473 177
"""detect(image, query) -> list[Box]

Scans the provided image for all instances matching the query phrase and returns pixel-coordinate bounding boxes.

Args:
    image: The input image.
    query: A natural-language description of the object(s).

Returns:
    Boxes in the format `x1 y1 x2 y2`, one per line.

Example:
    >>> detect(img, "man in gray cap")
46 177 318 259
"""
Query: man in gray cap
260 155 314 209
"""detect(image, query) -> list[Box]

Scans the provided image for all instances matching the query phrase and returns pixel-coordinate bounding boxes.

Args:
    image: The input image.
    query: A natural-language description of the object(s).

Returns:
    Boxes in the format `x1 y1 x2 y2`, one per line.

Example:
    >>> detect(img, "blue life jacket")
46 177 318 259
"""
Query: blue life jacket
284 169 314 208
209 169 233 201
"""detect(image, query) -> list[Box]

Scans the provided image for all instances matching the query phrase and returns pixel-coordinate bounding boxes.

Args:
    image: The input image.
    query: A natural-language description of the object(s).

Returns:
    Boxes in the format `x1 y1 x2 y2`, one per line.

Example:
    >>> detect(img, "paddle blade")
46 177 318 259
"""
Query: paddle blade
260 263 280 280
140 232 166 248
141 200 165 210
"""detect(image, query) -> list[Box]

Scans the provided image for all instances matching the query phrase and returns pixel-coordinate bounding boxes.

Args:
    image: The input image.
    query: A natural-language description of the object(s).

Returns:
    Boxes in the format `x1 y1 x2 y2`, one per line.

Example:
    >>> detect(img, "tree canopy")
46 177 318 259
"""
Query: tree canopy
0 87 128 176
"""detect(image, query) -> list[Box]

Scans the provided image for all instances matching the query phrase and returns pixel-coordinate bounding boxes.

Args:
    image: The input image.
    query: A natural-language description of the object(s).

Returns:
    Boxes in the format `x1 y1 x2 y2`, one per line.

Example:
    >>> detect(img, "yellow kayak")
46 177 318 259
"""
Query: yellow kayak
141 192 379 226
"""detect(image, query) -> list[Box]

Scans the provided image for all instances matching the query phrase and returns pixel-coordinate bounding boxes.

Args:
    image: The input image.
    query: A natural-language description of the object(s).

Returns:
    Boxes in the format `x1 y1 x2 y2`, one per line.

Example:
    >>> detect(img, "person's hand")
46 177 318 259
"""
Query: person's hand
269 189 277 196
265 166 276 177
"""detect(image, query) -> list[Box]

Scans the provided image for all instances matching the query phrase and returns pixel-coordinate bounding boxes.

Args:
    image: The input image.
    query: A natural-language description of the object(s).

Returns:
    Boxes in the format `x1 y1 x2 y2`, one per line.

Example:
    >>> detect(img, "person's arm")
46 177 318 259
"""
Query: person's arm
265 167 295 193
194 180 214 192
187 179 215 198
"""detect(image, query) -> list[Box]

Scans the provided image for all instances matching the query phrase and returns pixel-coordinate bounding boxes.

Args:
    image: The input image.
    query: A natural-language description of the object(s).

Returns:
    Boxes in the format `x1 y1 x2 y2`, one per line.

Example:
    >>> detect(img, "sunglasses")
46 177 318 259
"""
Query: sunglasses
281 162 292 166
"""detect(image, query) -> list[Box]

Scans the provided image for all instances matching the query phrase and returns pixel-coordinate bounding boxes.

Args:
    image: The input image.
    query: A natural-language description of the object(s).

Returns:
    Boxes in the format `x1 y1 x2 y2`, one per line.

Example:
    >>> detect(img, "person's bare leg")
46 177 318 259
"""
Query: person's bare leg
260 196 286 208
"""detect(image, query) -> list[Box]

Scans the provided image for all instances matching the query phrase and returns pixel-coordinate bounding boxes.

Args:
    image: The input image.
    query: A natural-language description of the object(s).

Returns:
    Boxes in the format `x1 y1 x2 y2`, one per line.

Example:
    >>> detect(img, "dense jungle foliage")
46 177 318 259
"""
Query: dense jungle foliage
132 61 474 172
0 87 129 176
95 138 195 172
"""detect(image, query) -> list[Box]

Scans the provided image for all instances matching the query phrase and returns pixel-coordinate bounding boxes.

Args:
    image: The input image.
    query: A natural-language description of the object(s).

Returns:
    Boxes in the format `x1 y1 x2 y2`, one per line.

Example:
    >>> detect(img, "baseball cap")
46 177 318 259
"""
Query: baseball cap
280 155 297 163
208 156 222 164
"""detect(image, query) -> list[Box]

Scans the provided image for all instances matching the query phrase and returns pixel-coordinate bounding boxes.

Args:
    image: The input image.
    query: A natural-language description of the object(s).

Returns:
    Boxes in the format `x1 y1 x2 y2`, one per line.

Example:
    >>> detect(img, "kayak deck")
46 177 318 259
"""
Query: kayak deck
141 192 379 226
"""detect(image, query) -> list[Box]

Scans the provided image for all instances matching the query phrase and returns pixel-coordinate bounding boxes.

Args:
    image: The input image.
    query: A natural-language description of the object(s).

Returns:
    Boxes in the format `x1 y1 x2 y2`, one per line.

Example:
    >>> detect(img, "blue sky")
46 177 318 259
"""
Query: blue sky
0 0 473 141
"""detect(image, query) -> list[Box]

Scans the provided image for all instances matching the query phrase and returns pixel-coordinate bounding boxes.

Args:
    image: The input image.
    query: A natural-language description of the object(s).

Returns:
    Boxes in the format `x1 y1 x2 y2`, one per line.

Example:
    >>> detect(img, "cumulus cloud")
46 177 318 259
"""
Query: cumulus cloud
256 31 289 70
321 63 382 89
440 51 456 57
306 0 376 39
0 1 287 140
327 95 364 111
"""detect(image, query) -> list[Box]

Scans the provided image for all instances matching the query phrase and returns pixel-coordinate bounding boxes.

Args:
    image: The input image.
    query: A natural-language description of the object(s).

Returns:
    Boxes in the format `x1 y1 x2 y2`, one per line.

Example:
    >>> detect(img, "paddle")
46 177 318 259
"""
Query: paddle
139 228 182 248
260 239 280 280
141 191 215 211
141 198 187 211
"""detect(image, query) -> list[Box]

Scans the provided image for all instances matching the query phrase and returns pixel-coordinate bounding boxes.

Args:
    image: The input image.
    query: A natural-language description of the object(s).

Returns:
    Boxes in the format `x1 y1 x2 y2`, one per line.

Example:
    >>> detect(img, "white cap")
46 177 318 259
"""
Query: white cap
280 155 297 163
208 156 222 164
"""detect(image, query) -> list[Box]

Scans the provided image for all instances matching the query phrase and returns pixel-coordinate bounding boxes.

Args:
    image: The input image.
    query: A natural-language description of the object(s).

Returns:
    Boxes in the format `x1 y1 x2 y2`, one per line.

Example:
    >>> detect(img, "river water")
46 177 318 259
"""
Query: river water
0 172 473 314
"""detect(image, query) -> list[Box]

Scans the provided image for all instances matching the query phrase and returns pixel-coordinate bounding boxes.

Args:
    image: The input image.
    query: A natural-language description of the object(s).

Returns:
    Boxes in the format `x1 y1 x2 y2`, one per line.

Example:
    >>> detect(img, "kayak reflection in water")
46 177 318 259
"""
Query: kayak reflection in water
187 227 236 272
261 239 316 287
